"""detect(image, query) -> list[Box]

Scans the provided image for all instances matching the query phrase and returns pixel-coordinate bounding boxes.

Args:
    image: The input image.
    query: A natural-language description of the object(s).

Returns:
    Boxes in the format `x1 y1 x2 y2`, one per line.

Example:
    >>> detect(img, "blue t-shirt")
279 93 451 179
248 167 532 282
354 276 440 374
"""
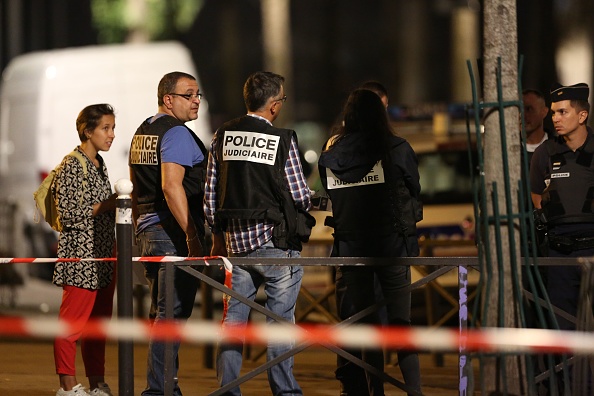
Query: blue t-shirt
161 126 204 166
136 117 204 233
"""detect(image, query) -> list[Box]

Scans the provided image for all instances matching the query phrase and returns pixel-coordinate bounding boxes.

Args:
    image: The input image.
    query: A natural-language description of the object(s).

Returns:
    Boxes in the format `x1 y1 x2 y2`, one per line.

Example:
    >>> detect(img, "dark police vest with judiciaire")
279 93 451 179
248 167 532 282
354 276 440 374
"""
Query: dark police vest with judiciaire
214 116 312 250
129 115 207 223
541 135 594 226
321 158 420 241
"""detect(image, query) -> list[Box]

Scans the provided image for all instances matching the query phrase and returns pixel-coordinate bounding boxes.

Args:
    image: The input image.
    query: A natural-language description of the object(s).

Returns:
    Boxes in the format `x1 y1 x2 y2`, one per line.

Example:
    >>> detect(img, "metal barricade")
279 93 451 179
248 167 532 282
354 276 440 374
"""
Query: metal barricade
162 256 477 396
156 256 586 396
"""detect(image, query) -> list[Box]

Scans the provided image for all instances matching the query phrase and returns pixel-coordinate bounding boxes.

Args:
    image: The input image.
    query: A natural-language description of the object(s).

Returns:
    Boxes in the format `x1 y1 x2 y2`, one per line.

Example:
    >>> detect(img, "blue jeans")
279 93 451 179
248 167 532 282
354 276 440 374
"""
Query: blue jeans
216 241 303 396
137 219 200 396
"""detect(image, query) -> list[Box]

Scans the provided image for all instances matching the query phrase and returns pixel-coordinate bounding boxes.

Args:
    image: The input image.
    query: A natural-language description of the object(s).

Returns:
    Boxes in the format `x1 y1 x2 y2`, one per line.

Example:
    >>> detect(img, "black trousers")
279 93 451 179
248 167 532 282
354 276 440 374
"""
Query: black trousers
332 234 421 396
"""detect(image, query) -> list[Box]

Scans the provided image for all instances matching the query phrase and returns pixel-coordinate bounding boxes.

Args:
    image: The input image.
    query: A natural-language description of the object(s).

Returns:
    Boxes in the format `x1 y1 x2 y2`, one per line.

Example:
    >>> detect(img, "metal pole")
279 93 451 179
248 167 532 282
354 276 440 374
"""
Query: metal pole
459 265 471 396
115 179 134 395
164 261 174 396
201 275 214 369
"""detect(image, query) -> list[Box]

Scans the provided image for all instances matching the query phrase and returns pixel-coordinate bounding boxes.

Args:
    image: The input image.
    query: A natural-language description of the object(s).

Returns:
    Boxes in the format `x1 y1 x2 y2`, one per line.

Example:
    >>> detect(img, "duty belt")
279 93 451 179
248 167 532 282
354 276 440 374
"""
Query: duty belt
548 235 594 252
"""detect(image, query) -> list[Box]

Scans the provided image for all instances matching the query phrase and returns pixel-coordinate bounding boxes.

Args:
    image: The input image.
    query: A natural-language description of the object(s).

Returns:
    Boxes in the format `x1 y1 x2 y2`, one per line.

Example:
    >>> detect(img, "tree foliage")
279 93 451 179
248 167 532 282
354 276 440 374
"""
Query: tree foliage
91 0 204 43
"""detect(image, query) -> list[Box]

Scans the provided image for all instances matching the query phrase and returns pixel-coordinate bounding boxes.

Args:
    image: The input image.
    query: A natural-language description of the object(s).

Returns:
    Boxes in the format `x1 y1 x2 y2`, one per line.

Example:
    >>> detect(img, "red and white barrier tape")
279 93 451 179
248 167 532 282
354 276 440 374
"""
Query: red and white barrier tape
1 316 593 355
0 256 221 264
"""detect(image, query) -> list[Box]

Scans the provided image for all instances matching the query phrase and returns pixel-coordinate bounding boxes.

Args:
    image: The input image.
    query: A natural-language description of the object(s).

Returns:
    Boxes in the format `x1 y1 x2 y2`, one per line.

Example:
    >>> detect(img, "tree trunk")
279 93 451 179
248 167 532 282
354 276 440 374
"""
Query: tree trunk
482 1 525 394
261 0 293 126
219 0 245 117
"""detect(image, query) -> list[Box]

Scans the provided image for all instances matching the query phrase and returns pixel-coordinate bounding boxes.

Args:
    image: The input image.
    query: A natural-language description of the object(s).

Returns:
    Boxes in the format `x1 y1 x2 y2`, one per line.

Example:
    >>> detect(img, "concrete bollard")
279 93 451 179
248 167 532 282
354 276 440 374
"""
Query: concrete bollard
115 178 134 395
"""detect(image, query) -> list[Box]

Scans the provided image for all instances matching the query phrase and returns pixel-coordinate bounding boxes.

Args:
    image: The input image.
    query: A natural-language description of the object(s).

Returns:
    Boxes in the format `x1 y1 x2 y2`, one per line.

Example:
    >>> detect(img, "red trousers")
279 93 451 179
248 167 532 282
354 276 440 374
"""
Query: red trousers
53 277 115 377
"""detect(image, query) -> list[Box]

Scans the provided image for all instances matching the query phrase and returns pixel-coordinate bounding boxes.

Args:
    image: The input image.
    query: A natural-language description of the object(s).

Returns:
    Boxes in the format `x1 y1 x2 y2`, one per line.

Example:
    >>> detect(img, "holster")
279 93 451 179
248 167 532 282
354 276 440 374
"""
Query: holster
533 208 549 256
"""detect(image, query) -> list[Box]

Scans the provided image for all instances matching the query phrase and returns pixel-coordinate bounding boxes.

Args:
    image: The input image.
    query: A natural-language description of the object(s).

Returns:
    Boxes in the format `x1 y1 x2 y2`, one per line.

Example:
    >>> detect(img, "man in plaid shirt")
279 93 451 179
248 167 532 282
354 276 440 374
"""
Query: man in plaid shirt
204 71 312 396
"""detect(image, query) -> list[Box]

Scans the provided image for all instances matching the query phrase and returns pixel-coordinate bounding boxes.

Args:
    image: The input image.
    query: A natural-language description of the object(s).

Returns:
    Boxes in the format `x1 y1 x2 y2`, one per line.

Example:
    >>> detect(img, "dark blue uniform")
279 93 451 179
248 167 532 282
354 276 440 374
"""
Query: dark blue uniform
530 131 594 330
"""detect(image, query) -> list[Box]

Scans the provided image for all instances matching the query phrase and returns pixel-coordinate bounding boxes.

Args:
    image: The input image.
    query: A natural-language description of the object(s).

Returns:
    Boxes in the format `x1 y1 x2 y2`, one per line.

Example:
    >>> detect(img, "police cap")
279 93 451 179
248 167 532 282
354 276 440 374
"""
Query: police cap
550 82 589 103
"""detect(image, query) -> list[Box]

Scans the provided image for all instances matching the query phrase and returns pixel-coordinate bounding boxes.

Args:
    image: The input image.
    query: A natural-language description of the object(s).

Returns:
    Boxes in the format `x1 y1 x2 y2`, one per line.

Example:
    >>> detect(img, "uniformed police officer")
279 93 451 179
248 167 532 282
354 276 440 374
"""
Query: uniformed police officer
530 82 593 331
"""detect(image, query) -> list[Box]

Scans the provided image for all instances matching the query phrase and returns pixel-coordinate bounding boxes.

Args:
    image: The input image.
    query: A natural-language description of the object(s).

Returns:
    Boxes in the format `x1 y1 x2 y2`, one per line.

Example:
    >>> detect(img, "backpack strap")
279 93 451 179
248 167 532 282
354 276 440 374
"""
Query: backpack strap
68 150 87 175
68 150 88 205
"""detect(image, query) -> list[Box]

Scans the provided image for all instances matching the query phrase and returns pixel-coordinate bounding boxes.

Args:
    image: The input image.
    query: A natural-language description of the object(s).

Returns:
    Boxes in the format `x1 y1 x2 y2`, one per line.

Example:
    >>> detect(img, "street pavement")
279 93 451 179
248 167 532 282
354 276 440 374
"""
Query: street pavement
0 338 471 395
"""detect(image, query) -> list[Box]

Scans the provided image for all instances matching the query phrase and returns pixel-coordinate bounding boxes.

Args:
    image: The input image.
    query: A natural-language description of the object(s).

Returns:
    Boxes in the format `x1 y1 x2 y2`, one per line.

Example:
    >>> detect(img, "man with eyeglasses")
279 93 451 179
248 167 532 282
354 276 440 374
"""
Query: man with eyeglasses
129 71 208 396
204 71 313 396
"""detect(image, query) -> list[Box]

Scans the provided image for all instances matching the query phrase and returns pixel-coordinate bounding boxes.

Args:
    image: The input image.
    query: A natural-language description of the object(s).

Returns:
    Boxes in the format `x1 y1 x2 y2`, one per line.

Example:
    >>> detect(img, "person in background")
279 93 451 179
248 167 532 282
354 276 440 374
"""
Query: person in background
205 71 313 396
521 88 553 390
521 89 553 255
523 89 553 165
129 71 208 396
53 104 117 396
318 89 422 396
360 80 389 109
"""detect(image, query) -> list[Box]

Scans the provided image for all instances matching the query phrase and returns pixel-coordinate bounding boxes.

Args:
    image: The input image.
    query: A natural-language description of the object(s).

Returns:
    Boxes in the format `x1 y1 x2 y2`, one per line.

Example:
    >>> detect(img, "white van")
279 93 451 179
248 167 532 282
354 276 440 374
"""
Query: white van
0 41 212 259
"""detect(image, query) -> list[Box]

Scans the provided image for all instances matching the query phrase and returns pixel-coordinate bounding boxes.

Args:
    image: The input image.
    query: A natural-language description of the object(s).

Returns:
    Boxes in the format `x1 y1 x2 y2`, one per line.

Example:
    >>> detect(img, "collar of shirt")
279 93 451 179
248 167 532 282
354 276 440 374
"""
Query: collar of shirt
247 113 272 126
526 133 548 153
150 113 168 124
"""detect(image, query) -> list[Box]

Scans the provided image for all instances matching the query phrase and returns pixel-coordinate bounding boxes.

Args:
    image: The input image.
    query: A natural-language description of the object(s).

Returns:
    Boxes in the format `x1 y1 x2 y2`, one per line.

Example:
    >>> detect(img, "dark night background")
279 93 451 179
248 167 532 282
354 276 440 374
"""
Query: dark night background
2 0 579 133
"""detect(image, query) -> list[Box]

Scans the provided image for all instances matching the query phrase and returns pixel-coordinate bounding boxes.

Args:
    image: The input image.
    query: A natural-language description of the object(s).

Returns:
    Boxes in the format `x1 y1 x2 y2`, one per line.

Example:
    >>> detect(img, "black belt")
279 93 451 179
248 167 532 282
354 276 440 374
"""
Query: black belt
548 235 594 252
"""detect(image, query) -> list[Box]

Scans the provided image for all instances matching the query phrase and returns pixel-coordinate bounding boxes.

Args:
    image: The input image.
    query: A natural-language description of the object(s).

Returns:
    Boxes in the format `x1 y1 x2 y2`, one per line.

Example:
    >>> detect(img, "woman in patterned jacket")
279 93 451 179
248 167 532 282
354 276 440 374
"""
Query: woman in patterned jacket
52 104 117 396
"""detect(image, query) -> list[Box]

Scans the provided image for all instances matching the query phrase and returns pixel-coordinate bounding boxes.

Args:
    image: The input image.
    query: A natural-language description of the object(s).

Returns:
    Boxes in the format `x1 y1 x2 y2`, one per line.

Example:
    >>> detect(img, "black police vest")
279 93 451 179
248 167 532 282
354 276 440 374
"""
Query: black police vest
129 115 207 222
214 115 293 226
541 136 594 226
321 160 419 241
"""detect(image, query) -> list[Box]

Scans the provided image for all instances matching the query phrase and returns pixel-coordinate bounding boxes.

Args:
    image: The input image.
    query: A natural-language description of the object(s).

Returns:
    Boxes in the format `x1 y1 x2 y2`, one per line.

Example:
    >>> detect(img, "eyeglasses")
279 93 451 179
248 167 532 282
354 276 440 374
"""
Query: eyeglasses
274 95 287 103
168 92 203 101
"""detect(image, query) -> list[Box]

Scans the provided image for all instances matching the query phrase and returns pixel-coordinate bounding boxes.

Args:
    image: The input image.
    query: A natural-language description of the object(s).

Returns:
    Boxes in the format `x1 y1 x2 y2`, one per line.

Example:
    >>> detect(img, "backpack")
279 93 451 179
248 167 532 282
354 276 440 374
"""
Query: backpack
33 150 88 232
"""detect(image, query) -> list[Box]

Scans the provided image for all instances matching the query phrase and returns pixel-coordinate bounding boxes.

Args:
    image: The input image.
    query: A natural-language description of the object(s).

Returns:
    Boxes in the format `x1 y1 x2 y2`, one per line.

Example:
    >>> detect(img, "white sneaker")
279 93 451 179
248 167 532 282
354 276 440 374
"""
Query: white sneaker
89 382 113 396
56 383 91 396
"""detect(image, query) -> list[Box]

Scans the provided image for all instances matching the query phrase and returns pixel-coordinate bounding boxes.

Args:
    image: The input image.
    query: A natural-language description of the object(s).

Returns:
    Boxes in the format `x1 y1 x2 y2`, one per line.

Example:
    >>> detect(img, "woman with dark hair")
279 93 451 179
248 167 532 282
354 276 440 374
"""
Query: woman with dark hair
318 89 422 395
52 104 117 396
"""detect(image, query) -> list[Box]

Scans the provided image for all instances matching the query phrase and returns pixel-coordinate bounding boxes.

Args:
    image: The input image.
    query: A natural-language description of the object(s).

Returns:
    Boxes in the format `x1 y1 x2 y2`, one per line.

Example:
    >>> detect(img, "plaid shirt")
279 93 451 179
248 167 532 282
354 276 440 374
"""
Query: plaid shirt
204 115 311 253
